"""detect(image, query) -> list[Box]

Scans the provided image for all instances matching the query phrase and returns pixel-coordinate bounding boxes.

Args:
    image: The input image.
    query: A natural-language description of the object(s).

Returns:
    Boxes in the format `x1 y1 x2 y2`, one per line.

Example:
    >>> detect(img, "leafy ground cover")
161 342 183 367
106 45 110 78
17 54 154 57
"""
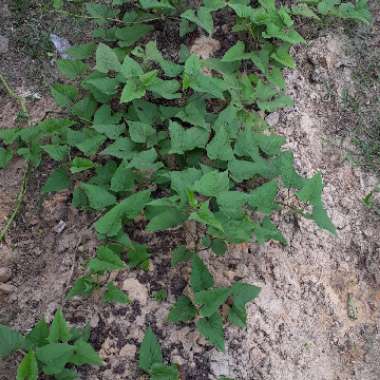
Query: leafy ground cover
0 1 375 379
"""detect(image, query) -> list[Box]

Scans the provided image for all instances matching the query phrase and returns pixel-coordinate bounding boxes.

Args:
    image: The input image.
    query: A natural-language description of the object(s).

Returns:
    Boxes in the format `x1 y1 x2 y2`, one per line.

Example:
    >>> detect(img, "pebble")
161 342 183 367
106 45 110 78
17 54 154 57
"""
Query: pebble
265 112 280 126
0 268 12 283
119 344 136 358
122 278 148 305
0 283 16 295
0 35 9 54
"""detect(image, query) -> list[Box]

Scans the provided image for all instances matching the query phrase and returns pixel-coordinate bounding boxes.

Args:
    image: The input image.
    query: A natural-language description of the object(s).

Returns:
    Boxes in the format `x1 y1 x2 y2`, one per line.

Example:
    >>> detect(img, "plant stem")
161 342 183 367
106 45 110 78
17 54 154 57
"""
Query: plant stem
0 165 30 242
0 72 31 242
54 9 161 24
0 72 29 122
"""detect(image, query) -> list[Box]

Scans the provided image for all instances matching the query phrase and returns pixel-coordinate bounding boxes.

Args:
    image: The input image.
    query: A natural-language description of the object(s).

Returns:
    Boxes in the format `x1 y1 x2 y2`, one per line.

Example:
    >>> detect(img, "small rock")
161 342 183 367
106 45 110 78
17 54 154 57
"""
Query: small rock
210 350 231 378
119 344 136 358
0 245 13 266
0 35 9 54
0 4 11 18
0 268 12 283
171 355 185 366
122 278 148 305
53 220 66 234
190 36 221 59
0 283 16 295
90 313 99 328
265 112 280 126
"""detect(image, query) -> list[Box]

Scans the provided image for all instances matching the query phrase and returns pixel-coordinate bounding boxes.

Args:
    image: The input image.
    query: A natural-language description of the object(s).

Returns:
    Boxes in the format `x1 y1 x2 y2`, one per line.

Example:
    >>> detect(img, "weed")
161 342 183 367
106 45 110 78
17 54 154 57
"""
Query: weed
0 0 372 371
0 308 101 380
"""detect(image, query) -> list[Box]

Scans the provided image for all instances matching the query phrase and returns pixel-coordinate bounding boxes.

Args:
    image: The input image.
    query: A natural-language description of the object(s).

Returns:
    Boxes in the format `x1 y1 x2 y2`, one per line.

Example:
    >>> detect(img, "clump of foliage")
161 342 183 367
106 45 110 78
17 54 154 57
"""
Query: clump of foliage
0 0 371 363
0 308 102 380
138 327 180 380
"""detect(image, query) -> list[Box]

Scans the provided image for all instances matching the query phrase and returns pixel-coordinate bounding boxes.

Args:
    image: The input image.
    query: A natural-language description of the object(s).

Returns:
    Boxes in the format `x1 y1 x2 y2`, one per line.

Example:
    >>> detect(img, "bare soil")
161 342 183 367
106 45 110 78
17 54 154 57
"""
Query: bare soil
0 1 379 380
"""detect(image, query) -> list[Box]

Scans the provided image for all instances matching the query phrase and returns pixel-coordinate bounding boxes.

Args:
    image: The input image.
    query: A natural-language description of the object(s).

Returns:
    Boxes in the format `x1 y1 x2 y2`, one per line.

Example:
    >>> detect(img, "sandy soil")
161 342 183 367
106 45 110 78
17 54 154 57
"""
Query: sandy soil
0 1 379 380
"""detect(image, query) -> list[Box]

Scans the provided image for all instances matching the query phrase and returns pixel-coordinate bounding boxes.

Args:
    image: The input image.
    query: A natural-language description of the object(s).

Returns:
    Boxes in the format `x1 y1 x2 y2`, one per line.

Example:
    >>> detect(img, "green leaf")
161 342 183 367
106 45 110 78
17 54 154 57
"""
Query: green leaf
51 83 78 108
216 191 247 219
115 24 153 47
103 282 130 304
152 289 167 302
75 134 106 156
222 41 247 62
92 123 125 140
16 351 38 380
231 281 261 307
247 180 279 214
110 165 136 192
95 43 121 73
95 190 151 236
190 202 224 232
41 168 71 193
263 24 305 45
170 168 202 204
25 320 49 349
276 151 305 189
70 157 95 174
120 79 146 103
71 96 97 122
86 3 118 23
57 59 88 80
254 216 286 244
337 1 372 24
41 145 69 161
271 44 296 69
291 4 320 19
80 183 117 210
88 246 126 273
48 308 71 343
195 287 231 317
167 296 197 323
36 343 74 375
66 43 96 60
150 363 179 380
126 242 150 270
308 202 336 235
148 78 181 99
0 147 13 169
85 77 119 96
296 172 323 206
181 7 214 35
0 325 25 359
146 208 188 232
171 246 193 266
54 368 78 380
121 55 144 78
196 313 224 351
145 41 183 77
138 327 163 372
128 121 155 143
257 95 294 112
101 137 136 159
256 133 286 156
206 125 234 161
190 255 214 293
66 276 96 299
193 170 229 197
228 303 247 328
210 239 228 256
169 121 209 154
70 340 103 366
127 148 162 171
139 0 174 10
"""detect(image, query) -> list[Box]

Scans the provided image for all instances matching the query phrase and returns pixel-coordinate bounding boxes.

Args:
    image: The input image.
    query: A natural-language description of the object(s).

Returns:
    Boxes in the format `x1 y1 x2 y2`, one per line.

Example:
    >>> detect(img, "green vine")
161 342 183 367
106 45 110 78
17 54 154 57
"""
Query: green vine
0 0 372 377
